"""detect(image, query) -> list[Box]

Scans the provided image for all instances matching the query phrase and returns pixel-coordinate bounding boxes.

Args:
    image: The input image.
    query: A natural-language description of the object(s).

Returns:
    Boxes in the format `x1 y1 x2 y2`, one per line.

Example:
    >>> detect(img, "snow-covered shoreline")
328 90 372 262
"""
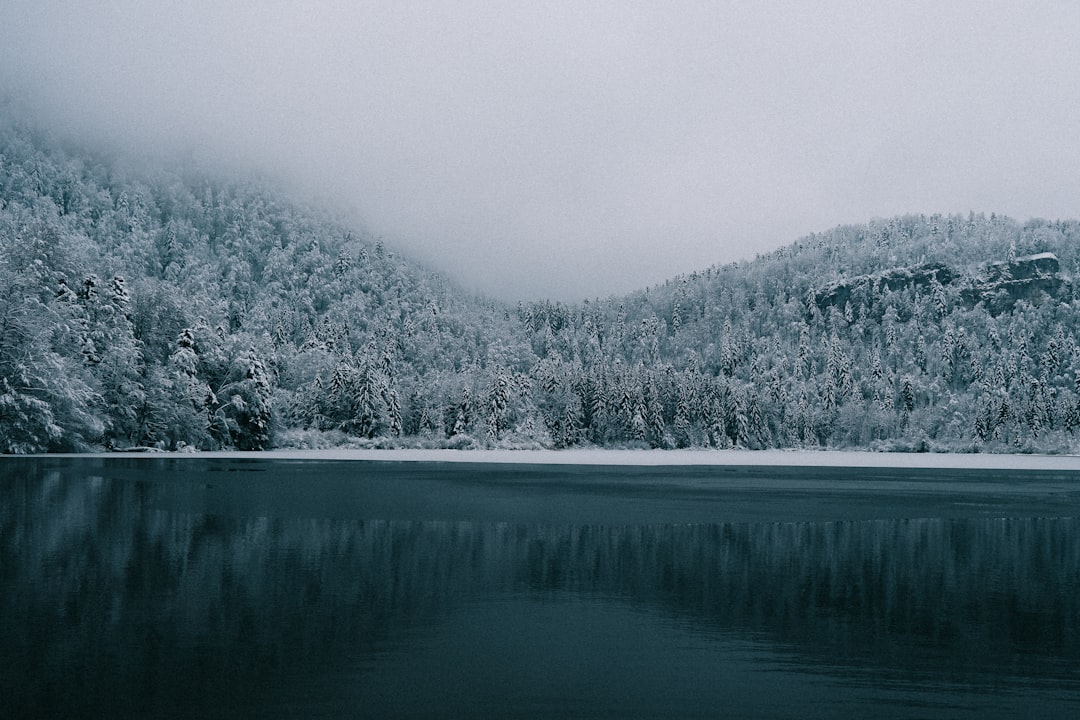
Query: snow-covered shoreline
22 447 1080 471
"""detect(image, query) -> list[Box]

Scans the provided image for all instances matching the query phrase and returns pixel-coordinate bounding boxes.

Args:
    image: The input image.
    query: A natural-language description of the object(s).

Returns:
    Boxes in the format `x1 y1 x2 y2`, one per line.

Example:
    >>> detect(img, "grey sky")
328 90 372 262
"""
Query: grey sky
3 1 1079 302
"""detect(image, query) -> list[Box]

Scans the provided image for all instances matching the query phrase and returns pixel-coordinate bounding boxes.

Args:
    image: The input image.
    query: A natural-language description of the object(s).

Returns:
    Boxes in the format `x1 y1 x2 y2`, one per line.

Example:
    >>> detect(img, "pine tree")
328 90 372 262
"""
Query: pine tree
218 347 273 449
931 278 948 319
673 389 693 448
747 389 768 448
383 383 402 436
452 387 473 436
561 392 583 447
94 275 146 445
486 369 510 441
901 376 915 411
914 334 927 374
643 379 665 447
349 356 383 438
797 323 812 379
149 327 213 449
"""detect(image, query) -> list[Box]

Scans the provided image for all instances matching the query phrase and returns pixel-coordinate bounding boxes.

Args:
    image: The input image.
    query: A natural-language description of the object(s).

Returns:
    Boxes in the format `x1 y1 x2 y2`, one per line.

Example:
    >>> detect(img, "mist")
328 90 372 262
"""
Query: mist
3 1 1079 302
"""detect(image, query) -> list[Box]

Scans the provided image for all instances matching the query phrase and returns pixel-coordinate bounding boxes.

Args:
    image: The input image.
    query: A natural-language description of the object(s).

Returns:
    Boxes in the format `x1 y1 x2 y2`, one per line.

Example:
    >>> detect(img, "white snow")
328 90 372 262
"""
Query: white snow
37 447 1080 471
1018 252 1058 262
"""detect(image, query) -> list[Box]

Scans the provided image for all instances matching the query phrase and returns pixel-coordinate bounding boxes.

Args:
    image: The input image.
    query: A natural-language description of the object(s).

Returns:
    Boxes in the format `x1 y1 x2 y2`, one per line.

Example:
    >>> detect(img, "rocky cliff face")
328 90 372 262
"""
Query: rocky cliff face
962 252 1068 314
816 253 1069 317
815 263 955 312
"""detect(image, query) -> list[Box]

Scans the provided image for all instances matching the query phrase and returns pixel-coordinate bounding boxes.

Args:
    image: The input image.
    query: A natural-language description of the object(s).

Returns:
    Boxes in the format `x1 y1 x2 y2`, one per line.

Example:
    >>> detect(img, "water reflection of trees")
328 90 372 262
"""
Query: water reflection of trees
3 468 1079 715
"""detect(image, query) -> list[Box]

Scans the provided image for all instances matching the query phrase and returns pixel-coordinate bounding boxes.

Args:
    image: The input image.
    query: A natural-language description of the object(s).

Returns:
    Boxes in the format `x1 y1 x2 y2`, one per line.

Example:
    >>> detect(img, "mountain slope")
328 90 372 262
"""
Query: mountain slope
0 118 530 451
3 116 1080 453
517 214 1080 451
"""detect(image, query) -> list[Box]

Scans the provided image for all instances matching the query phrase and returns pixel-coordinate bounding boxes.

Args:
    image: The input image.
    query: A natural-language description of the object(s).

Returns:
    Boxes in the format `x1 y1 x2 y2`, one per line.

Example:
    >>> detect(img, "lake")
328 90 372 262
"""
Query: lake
3 456 1080 718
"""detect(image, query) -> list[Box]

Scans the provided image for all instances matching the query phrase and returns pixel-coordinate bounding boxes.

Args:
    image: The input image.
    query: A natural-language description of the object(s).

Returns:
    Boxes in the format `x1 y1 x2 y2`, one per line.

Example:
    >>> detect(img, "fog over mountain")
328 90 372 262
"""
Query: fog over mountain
3 1 1079 301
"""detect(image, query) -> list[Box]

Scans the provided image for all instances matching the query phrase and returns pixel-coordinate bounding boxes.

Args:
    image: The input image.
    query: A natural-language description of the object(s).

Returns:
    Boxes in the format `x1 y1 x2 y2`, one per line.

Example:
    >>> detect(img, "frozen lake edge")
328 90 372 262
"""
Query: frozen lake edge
24 447 1080 471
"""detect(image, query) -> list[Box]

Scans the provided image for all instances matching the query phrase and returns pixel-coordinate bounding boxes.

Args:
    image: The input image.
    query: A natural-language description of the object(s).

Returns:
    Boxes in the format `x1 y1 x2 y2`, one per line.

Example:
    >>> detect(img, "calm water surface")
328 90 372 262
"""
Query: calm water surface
2 457 1080 718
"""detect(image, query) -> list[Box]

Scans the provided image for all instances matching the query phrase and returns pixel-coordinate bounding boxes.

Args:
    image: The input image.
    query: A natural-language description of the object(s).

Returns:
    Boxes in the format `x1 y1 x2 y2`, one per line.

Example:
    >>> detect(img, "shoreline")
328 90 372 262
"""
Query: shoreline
16 447 1080 471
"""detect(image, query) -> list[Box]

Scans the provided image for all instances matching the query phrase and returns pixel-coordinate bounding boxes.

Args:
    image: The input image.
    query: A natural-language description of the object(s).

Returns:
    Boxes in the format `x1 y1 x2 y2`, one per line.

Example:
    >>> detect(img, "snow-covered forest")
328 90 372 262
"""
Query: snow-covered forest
3 117 1080 454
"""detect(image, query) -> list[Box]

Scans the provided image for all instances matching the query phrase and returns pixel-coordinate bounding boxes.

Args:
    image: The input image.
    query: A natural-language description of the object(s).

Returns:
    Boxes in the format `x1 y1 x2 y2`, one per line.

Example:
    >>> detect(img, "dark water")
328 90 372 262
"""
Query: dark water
3 458 1080 718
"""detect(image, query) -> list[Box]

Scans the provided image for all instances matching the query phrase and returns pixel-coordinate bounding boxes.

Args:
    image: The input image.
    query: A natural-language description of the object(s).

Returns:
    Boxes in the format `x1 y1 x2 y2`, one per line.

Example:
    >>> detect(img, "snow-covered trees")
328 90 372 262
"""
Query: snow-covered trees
214 347 273 450
5 116 1080 454
84 275 146 445
0 212 102 451
141 327 216 450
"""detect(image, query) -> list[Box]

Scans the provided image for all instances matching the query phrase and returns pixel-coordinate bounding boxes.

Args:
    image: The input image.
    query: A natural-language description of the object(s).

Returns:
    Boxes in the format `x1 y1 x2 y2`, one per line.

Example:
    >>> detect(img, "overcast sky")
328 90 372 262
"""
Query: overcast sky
3 1 1079 301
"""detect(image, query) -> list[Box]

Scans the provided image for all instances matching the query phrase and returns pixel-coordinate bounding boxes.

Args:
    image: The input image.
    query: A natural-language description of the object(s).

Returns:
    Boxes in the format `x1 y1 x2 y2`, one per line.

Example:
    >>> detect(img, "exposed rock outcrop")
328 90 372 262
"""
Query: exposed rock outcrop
815 262 956 312
816 254 1069 317
961 252 1067 314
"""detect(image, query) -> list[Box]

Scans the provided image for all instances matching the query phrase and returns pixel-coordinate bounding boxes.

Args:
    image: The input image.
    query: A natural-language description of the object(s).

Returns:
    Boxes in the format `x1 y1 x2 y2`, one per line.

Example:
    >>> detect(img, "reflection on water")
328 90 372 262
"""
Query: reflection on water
2 460 1080 718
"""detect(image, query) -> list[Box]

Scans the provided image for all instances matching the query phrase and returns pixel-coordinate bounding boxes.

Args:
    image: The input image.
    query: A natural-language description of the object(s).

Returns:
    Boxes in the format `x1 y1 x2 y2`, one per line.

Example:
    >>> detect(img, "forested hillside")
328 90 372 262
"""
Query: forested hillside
517 217 1080 452
0 118 528 452
3 116 1080 453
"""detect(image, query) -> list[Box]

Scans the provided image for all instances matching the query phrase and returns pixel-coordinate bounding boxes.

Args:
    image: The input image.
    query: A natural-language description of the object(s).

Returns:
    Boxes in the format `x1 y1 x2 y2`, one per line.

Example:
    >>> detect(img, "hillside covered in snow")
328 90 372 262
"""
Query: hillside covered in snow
3 117 1080 454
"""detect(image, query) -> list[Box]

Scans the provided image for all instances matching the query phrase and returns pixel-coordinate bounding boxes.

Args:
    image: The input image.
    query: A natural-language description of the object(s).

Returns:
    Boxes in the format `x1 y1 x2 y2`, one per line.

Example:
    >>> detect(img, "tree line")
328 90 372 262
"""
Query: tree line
3 115 1080 453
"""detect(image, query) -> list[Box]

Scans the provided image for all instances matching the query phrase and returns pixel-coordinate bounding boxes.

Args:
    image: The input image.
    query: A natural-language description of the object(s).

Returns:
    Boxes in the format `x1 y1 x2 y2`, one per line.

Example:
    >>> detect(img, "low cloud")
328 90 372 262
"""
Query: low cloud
4 1 1080 301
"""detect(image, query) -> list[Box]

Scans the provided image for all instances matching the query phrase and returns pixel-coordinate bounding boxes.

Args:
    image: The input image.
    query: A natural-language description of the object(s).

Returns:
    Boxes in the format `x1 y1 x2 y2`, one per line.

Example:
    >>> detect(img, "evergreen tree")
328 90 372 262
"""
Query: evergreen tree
92 275 146 445
217 347 273 449
146 327 214 449
452 387 473 437
485 369 510 441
